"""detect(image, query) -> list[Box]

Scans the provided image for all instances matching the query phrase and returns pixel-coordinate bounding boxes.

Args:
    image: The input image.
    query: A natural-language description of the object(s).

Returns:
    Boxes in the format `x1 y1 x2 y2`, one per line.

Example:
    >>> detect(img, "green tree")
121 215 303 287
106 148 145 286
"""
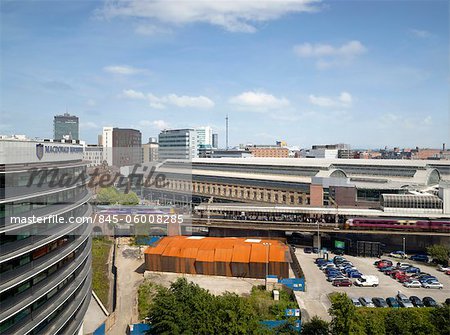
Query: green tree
146 278 267 335
96 187 119 204
427 244 450 265
429 304 450 335
119 191 140 205
301 316 329 335
328 293 363 335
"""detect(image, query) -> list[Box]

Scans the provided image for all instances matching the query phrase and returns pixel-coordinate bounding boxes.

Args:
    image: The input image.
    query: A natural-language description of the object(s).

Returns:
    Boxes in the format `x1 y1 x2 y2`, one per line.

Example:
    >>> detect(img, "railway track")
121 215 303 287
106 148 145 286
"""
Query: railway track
190 218 450 236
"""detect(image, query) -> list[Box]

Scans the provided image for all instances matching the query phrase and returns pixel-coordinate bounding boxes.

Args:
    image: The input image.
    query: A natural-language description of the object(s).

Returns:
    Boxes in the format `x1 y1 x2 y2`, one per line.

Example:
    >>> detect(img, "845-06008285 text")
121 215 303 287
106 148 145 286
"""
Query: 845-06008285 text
93 214 185 225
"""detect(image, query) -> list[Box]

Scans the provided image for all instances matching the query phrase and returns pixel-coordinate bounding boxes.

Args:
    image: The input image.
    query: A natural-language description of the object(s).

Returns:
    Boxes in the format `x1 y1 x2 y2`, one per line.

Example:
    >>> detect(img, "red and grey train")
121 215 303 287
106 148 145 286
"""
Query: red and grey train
345 218 450 233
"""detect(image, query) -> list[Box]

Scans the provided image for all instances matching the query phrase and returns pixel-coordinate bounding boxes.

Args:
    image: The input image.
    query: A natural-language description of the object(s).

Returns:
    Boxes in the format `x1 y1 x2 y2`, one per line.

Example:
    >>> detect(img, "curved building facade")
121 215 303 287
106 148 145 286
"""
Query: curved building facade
0 138 91 335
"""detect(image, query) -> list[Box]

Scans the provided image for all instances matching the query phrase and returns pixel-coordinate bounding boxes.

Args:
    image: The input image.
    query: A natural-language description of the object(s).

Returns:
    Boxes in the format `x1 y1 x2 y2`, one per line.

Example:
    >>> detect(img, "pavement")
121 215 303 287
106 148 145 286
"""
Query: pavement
107 242 145 335
83 295 108 334
293 249 450 322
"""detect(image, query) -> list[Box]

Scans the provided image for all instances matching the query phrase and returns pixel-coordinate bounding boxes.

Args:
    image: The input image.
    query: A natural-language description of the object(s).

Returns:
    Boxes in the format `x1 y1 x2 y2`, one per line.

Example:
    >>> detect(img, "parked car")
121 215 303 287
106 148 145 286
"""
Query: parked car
327 274 347 282
422 281 443 289
437 265 450 272
397 293 414 308
304 247 313 254
396 263 413 270
386 297 400 308
312 247 319 253
398 275 412 283
392 271 406 280
333 279 353 287
379 266 395 273
390 251 408 259
333 249 345 255
347 271 363 279
376 260 393 268
403 280 422 288
409 296 424 307
351 298 362 307
372 297 388 308
354 275 379 287
404 267 421 274
410 254 429 263
385 268 399 276
423 297 438 307
420 276 439 284
445 270 450 275
445 298 450 305
320 263 337 271
315 258 325 264
359 297 375 307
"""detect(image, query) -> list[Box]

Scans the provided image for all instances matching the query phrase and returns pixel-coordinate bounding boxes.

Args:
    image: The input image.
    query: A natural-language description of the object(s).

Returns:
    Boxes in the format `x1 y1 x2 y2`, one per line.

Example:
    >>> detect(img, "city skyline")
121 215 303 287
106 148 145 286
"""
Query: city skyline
1 0 448 148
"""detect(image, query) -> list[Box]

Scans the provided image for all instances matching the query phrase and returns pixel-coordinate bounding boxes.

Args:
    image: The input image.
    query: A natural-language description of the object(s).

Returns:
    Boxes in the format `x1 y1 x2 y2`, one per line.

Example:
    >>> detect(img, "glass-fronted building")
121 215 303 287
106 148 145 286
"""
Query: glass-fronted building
0 137 91 335
54 113 79 141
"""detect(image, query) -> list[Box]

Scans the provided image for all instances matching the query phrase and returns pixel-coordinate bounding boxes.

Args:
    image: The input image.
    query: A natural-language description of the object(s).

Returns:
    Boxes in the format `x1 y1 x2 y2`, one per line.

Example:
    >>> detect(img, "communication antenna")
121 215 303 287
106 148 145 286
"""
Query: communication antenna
226 114 229 150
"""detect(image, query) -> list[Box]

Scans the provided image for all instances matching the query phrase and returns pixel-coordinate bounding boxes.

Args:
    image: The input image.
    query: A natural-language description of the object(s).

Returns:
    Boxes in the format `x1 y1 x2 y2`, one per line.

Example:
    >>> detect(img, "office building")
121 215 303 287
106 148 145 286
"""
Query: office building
102 127 142 167
83 144 104 167
142 137 159 163
212 133 219 149
0 136 91 334
196 127 213 147
54 113 79 141
158 129 198 160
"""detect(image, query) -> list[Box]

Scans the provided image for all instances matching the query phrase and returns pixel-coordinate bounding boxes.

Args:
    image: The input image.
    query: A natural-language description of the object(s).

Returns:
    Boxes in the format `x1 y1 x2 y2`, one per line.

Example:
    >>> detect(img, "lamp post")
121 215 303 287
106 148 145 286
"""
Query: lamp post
402 237 406 255
263 242 271 289
316 220 321 256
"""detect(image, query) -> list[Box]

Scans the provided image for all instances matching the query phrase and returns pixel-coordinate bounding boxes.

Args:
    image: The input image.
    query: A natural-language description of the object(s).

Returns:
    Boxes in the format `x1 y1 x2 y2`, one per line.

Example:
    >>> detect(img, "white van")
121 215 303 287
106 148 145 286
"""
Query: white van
354 275 379 287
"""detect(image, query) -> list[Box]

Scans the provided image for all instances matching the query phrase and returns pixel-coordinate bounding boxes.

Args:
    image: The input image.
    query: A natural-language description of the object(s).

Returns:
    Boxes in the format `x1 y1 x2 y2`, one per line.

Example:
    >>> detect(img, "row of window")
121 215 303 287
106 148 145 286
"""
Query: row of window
0 228 86 274
0 204 88 247
2 166 86 188
164 179 310 205
0 239 88 304
0 185 87 221
1 273 89 335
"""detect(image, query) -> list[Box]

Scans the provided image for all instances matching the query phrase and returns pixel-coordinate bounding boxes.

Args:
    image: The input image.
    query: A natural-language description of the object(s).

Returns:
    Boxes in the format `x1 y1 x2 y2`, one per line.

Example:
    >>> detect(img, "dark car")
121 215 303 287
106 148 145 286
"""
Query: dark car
409 296 424 307
312 247 319 253
386 297 400 308
372 297 388 308
315 258 326 264
445 298 450 305
332 279 353 287
404 267 421 274
304 247 313 254
333 249 345 255
379 266 395 273
423 297 438 307
410 254 429 263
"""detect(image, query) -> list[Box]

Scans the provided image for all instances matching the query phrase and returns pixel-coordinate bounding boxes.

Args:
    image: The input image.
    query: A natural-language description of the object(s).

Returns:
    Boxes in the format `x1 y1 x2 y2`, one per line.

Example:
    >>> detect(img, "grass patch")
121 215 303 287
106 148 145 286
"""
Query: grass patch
138 280 164 319
92 237 113 307
245 285 298 320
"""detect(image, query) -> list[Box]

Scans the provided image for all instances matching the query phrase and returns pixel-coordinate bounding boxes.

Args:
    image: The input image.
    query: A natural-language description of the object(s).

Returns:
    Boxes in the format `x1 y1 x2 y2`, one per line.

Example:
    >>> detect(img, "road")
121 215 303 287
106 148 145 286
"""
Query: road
293 249 450 322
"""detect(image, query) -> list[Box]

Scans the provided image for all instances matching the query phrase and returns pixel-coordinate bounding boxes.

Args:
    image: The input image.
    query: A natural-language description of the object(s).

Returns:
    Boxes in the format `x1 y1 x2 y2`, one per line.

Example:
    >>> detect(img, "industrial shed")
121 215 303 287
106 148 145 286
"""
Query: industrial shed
144 236 291 279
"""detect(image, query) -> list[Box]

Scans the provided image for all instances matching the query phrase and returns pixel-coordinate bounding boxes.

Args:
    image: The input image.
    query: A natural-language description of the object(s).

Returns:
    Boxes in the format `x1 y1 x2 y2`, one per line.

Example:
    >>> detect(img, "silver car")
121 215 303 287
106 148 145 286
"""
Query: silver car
359 297 375 308
397 293 414 308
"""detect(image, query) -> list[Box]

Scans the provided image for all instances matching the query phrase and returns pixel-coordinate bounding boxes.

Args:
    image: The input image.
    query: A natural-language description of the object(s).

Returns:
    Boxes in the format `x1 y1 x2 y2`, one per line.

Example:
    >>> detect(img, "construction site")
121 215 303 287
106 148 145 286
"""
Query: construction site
143 236 292 279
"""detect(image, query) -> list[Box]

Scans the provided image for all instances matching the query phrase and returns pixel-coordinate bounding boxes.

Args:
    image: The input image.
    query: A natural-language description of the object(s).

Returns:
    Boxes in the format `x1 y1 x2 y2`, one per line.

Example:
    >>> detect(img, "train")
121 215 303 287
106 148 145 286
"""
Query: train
345 218 450 233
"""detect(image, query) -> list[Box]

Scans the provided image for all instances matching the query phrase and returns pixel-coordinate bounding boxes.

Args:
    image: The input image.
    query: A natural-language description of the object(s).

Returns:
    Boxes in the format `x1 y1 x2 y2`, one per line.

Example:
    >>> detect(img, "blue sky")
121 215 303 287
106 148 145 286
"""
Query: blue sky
1 0 448 148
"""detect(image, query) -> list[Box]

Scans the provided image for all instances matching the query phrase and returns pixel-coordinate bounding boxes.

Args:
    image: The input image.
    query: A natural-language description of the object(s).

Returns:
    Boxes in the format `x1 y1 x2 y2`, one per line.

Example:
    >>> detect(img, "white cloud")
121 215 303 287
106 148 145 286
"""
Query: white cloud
410 29 432 38
294 40 366 69
139 119 169 130
229 91 290 111
122 89 215 109
309 92 353 108
423 116 432 125
122 89 147 99
98 0 321 33
103 65 148 75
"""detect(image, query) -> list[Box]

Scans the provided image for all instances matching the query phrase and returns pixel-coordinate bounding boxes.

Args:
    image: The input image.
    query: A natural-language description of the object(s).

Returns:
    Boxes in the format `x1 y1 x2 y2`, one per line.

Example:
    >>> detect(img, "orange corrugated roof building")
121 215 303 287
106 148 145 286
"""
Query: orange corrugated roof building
144 236 290 279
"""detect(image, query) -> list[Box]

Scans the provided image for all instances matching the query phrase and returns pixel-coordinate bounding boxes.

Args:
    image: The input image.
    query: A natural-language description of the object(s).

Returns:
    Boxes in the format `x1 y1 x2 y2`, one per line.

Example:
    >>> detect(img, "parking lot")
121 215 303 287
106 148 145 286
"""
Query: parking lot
294 248 450 321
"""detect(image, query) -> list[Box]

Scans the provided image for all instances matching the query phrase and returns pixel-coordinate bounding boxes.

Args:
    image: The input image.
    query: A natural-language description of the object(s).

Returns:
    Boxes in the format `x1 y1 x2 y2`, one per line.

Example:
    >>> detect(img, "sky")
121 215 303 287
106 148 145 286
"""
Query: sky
1 0 449 149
